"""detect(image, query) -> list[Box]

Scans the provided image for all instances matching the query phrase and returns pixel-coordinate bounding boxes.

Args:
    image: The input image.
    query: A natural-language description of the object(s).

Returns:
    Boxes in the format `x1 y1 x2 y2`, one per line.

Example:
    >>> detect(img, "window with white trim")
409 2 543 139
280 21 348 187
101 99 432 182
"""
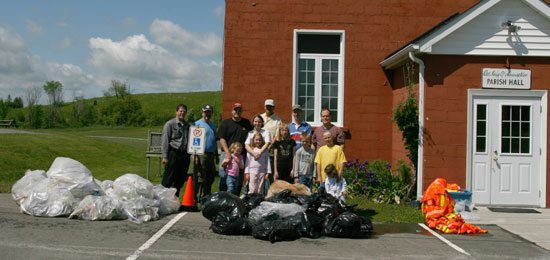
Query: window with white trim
293 30 345 126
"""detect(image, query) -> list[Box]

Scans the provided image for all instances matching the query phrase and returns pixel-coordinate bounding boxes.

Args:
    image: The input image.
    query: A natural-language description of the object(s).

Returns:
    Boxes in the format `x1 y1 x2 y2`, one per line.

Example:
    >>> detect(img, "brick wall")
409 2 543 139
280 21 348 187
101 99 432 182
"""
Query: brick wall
224 0 479 162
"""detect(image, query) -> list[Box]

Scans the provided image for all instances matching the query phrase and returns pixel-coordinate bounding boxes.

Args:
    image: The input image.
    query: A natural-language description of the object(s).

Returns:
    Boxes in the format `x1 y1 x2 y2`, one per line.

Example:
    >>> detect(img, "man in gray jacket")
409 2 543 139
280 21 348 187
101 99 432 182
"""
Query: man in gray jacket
161 104 190 197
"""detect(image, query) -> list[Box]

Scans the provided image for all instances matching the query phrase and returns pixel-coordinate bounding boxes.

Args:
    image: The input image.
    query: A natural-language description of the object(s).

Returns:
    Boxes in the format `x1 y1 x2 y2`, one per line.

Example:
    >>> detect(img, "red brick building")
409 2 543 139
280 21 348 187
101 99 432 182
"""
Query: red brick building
222 0 550 207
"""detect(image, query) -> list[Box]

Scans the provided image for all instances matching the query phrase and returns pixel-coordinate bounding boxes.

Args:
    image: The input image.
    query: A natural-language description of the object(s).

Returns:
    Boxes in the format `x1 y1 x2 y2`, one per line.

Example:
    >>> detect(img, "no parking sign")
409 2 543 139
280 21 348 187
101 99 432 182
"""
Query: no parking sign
187 126 205 155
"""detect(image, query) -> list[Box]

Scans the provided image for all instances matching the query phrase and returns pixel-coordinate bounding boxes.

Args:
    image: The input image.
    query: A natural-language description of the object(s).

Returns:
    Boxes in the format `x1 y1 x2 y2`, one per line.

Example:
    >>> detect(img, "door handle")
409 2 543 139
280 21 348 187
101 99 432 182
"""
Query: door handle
493 149 498 155
493 157 498 162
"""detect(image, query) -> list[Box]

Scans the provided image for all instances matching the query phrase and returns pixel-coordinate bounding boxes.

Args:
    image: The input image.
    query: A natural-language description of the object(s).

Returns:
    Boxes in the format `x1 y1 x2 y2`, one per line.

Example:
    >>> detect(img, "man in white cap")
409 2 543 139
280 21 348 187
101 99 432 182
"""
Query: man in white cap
261 99 281 190
193 104 218 199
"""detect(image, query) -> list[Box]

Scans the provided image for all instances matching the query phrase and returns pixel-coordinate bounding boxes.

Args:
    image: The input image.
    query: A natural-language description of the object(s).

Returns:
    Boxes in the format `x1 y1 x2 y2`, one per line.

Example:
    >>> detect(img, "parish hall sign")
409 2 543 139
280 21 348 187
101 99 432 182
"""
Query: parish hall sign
482 68 531 90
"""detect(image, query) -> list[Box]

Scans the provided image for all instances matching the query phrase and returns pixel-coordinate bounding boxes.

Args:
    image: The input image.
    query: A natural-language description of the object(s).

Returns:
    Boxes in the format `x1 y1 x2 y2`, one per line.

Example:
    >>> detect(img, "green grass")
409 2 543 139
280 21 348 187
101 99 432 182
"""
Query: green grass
348 196 424 223
0 129 423 223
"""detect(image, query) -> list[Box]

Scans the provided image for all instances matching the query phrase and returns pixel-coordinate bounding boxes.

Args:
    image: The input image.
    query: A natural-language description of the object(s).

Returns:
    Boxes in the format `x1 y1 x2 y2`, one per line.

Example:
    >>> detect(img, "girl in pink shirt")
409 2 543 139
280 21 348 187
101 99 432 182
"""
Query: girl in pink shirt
223 142 244 195
245 133 271 194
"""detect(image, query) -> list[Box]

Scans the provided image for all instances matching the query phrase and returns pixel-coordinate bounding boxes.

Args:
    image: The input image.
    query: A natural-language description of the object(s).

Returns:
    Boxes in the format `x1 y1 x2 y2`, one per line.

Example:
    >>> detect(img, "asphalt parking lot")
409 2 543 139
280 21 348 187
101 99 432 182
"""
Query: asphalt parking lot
1 194 548 260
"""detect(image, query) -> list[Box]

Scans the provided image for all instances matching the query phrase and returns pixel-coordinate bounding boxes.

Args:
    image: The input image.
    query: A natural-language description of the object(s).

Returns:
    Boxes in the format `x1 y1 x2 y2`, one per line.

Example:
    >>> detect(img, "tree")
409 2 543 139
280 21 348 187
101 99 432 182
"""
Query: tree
0 98 7 119
12 97 24 108
43 81 63 128
105 80 131 99
25 86 42 128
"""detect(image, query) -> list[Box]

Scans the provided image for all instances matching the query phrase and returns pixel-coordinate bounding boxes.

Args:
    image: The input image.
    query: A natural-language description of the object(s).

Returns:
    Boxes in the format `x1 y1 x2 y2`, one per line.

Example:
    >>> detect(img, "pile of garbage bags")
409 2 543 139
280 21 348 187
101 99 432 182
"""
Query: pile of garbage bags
200 189 373 243
11 157 180 224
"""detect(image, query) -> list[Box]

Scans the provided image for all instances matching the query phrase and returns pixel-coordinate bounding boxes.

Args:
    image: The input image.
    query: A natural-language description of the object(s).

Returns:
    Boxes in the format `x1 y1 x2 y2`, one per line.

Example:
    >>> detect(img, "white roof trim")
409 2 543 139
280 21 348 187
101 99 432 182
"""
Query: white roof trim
380 0 550 69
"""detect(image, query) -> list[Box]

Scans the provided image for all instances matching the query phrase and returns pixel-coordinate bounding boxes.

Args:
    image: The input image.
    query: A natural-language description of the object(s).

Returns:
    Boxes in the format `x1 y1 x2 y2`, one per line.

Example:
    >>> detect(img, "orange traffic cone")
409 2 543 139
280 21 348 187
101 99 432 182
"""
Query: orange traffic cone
180 176 198 212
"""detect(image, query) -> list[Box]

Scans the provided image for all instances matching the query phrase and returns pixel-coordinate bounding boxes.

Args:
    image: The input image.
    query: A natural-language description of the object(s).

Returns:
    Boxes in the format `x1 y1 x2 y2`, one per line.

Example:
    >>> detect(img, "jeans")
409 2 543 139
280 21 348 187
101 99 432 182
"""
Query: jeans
226 175 240 196
298 176 313 190
218 152 227 192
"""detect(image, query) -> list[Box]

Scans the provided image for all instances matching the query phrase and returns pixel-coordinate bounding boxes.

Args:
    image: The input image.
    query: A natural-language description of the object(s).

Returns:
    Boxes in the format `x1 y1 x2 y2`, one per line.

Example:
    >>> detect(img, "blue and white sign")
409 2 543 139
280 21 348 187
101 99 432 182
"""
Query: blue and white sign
187 126 205 155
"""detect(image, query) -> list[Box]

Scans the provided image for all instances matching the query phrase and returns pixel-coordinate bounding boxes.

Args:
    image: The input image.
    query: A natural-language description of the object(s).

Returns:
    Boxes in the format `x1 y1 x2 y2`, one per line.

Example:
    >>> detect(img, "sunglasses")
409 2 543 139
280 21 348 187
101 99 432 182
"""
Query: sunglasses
233 108 243 112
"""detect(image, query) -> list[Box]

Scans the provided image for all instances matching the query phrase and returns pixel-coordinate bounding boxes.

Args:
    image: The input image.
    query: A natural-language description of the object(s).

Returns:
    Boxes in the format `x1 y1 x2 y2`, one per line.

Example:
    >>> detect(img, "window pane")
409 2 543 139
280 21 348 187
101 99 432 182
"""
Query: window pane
331 60 338 70
511 122 520 136
299 72 306 83
502 122 510 137
511 138 520 153
331 112 337 122
322 60 330 71
298 97 305 107
299 59 306 70
330 72 338 84
330 85 338 96
521 138 530 154
476 137 486 152
521 122 530 137
306 97 314 109
322 73 329 84
512 106 520 121
322 98 329 109
307 60 315 70
298 85 306 96
298 34 341 54
307 72 315 82
502 106 510 121
330 98 338 110
477 121 486 136
521 106 530 121
305 110 314 121
477 104 486 120
502 138 510 153
322 84 329 96
307 85 315 96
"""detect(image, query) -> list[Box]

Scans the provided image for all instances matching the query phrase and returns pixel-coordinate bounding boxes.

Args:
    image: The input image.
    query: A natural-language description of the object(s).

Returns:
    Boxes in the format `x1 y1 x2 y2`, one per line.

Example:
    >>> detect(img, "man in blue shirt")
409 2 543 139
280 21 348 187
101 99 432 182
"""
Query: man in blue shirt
289 104 312 149
193 104 218 199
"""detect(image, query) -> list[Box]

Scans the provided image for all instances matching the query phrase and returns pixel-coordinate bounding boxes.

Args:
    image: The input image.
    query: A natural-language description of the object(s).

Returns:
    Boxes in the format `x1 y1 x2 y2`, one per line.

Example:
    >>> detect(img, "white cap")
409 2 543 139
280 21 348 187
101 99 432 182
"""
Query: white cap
265 99 275 106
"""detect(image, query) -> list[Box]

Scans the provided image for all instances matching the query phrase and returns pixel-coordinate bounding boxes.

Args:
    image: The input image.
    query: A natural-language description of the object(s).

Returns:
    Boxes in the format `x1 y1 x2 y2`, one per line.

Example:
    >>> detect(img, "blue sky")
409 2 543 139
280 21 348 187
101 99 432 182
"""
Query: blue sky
0 0 225 103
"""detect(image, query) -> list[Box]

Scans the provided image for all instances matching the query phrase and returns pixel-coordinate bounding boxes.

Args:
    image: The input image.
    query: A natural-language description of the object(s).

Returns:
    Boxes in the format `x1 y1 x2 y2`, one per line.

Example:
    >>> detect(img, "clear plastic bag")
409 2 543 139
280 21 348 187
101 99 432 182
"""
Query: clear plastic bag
113 174 155 201
122 197 160 224
46 157 103 200
153 185 180 215
20 178 77 217
69 195 125 220
11 170 46 205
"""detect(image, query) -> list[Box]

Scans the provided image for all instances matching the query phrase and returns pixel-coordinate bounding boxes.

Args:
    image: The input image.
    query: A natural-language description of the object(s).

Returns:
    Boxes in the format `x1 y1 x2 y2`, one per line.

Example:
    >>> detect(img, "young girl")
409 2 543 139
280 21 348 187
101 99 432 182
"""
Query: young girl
245 133 271 194
273 123 296 183
324 164 347 205
294 132 315 190
243 115 271 195
224 142 244 196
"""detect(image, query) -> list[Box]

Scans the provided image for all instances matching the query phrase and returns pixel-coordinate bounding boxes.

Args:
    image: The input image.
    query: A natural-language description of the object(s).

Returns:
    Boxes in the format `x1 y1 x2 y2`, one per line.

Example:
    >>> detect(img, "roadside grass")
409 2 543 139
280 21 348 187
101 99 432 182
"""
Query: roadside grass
348 196 424 223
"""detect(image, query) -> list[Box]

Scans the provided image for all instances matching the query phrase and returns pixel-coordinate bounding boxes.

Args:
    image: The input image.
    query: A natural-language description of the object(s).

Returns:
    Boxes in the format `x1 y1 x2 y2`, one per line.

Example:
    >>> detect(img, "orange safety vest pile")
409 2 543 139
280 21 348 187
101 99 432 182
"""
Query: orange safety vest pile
421 178 488 234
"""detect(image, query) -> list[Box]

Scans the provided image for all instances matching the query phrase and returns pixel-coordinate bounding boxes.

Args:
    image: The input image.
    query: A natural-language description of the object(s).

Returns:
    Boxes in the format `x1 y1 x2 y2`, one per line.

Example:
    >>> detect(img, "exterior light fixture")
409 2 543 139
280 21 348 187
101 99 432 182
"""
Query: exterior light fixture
501 20 521 33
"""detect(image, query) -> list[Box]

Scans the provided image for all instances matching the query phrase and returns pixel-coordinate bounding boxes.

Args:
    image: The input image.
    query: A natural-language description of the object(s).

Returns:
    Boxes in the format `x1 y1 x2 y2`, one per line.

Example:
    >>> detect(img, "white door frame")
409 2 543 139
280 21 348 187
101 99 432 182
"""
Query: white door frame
466 89 547 207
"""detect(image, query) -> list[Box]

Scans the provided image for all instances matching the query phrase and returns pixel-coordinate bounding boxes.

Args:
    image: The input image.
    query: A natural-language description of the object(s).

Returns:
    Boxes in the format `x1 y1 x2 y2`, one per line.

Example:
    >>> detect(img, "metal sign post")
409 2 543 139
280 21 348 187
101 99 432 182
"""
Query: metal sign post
188 126 206 204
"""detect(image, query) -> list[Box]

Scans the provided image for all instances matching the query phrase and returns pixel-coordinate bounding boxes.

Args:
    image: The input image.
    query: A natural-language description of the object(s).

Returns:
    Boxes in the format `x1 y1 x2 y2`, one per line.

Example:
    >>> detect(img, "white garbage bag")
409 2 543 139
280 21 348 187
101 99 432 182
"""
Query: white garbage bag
248 201 306 224
11 170 47 205
46 157 103 199
98 179 114 192
154 185 180 215
112 173 155 200
20 178 77 217
69 195 125 220
123 197 160 224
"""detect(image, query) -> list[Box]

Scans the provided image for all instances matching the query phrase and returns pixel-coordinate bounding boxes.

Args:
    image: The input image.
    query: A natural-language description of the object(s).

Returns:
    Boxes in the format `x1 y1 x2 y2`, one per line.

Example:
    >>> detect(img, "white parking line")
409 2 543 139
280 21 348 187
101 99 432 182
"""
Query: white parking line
418 223 471 257
126 212 187 260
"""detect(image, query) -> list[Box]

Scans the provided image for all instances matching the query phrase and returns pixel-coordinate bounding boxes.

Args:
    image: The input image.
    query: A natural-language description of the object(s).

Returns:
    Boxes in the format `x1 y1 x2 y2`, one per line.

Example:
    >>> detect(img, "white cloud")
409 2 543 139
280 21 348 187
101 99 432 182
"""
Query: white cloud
149 19 222 58
88 34 221 93
56 22 70 27
58 37 72 50
0 27 95 103
26 19 44 36
213 5 224 19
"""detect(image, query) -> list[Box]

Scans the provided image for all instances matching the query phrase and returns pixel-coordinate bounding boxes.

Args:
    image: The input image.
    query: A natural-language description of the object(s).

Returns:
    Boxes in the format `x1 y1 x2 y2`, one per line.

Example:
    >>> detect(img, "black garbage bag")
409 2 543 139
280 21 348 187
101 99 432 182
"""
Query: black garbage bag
294 212 324 238
323 211 373 238
252 217 301 243
211 211 252 235
266 189 293 203
291 194 314 206
200 191 246 221
242 193 265 213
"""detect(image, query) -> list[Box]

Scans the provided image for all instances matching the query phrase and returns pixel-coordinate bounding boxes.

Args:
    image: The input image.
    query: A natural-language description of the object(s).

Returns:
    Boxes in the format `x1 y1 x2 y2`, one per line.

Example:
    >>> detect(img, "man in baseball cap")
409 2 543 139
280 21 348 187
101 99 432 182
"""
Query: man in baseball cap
289 104 312 149
194 104 217 199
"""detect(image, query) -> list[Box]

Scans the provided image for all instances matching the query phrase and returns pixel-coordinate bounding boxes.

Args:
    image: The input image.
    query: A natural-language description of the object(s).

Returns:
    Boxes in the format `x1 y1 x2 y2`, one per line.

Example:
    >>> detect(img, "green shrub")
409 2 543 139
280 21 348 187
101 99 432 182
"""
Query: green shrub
343 158 416 204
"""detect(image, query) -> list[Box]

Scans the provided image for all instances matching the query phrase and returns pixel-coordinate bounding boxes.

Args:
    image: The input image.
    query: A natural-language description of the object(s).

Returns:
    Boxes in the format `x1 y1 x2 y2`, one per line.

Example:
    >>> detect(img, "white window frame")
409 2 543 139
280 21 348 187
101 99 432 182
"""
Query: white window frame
292 29 345 127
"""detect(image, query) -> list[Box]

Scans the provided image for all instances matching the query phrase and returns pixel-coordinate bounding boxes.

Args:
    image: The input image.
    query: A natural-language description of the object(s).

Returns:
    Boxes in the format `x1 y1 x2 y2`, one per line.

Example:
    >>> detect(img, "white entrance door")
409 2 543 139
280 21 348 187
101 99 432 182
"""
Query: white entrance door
471 96 541 206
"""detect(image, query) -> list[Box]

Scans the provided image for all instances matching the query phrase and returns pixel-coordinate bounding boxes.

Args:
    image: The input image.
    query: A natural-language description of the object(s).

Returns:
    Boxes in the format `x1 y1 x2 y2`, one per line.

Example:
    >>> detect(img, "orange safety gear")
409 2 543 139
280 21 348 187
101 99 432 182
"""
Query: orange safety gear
422 178 487 234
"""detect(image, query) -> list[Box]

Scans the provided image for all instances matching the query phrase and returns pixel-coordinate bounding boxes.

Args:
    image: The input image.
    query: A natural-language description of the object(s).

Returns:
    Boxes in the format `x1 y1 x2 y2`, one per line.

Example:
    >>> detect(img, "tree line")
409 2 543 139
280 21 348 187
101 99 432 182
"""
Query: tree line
1 80 157 129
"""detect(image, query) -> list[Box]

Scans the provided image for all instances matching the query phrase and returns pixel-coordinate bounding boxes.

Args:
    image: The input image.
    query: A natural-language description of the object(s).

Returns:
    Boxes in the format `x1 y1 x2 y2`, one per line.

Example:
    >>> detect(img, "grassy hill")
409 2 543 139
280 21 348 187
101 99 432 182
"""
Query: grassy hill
4 91 223 128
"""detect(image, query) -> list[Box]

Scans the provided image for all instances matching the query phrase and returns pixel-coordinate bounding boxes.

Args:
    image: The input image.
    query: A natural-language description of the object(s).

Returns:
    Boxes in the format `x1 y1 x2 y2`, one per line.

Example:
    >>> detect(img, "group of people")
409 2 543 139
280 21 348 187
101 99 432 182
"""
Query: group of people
159 99 349 204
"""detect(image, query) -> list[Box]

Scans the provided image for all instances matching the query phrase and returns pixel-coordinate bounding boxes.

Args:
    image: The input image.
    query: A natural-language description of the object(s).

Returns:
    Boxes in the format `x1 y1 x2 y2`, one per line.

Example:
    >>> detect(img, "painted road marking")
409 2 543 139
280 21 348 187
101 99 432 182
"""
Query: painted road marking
419 223 471 257
126 212 187 260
